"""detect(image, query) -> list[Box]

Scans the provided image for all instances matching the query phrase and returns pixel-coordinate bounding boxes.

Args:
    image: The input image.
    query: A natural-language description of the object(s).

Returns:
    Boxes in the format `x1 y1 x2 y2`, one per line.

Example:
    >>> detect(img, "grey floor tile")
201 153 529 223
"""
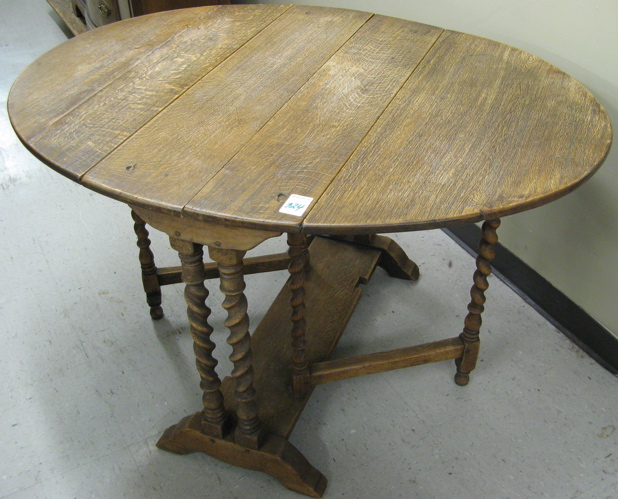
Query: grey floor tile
129 437 288 499
3 484 48 499
34 446 149 499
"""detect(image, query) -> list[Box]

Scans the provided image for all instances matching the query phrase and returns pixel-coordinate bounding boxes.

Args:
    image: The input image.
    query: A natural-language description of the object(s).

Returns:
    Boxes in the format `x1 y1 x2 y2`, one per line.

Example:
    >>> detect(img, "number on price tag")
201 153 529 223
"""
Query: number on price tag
279 194 314 216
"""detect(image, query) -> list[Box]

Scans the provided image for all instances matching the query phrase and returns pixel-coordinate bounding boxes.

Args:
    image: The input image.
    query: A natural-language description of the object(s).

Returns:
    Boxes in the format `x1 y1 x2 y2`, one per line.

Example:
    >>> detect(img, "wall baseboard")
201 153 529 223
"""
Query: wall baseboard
444 225 618 375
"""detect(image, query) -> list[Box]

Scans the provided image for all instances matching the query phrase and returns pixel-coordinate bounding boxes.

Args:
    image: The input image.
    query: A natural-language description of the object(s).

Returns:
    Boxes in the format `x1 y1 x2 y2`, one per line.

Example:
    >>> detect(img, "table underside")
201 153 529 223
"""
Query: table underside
152 235 482 496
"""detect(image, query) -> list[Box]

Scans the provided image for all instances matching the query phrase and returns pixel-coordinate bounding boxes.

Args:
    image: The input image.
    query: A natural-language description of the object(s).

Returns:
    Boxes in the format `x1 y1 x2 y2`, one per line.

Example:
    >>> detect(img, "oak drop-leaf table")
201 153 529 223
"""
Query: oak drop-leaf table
8 4 612 497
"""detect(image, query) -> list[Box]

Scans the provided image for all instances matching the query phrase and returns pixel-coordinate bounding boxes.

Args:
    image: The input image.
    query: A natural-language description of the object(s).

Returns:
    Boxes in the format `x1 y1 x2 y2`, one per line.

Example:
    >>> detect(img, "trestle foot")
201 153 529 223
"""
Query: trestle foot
326 234 419 281
157 413 327 498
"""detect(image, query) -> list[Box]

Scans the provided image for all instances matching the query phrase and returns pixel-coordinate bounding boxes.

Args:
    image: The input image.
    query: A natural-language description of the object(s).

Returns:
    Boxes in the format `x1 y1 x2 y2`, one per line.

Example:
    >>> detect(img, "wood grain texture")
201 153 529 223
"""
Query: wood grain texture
131 209 163 319
287 233 311 398
455 219 500 386
169 237 231 437
221 237 382 438
156 413 327 497
130 205 280 251
13 4 290 181
10 7 219 144
8 6 612 234
302 30 613 234
83 6 372 213
310 337 465 385
184 16 442 230
326 234 420 281
156 252 291 286
208 247 265 449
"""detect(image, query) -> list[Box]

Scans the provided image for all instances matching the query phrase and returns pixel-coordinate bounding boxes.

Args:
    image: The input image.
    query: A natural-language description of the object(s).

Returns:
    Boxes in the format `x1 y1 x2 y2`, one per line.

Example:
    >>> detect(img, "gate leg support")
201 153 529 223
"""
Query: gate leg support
131 209 163 320
455 219 500 386
288 233 311 398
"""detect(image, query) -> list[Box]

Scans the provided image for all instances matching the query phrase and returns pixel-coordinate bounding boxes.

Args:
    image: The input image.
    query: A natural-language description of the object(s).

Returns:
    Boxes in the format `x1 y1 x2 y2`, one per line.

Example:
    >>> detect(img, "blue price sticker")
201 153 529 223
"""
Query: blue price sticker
279 194 314 216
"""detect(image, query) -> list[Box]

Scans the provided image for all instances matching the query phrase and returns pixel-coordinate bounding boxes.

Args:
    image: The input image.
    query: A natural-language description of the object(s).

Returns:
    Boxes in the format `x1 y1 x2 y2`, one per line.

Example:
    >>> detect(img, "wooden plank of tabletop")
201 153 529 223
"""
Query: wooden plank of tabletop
184 16 443 231
83 6 373 215
19 4 291 181
10 7 220 142
302 30 613 234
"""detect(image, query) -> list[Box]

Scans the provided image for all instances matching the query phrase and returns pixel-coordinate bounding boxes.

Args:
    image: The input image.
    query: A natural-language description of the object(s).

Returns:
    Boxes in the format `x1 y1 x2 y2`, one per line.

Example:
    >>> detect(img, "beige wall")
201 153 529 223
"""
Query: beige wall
244 0 618 337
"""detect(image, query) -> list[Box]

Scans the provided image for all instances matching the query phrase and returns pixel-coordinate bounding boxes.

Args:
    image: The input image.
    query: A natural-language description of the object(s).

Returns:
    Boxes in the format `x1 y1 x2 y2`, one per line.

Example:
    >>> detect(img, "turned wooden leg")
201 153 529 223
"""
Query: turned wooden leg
131 209 163 320
208 247 265 450
455 219 501 386
287 233 310 398
170 237 230 437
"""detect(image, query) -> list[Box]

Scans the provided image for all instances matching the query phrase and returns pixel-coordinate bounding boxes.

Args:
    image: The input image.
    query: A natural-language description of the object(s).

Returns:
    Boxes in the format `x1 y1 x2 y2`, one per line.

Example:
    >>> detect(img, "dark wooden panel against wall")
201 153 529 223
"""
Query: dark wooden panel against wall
130 0 230 17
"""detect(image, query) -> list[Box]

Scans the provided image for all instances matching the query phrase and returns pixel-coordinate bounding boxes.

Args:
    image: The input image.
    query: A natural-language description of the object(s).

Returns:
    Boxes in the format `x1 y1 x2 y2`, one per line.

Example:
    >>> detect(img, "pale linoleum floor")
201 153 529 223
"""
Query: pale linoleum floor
1 1 618 498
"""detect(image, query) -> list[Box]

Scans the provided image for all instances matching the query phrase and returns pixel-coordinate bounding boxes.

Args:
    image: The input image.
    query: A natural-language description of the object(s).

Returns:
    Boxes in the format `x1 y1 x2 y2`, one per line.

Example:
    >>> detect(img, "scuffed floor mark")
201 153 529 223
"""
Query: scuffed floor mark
598 425 615 439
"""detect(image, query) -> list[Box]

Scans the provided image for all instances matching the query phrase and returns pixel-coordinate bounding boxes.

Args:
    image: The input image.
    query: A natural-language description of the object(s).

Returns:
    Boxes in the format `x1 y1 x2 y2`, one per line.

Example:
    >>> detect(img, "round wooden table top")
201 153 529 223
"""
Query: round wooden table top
9 4 612 235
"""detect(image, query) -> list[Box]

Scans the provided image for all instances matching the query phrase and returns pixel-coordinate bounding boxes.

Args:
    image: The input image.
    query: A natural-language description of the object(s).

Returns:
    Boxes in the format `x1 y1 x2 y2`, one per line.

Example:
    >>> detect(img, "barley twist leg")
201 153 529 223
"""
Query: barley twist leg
455 219 501 386
287 233 310 398
170 237 229 437
131 209 163 320
208 247 265 449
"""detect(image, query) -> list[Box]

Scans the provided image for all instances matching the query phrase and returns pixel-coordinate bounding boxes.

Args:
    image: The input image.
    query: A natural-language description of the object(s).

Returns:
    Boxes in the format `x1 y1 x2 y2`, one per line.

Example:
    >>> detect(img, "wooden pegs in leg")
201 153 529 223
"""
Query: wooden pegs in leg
170 237 230 437
455 219 501 386
287 233 311 398
131 209 163 320
209 247 265 450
